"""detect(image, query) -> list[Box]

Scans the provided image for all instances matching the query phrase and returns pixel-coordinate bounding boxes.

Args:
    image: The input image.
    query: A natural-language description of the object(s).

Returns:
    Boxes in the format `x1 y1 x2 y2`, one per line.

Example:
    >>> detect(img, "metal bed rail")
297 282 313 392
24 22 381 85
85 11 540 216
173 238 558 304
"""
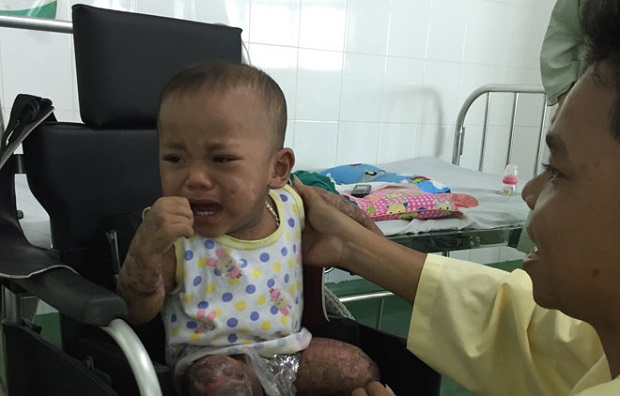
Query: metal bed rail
0 14 72 136
452 84 548 178
339 291 395 329
0 13 72 33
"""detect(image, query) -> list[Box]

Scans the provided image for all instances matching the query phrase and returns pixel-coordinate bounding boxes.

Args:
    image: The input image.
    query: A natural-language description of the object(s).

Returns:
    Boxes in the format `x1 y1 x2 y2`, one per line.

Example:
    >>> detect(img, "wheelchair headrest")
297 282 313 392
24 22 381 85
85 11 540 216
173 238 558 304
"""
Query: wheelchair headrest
72 4 243 129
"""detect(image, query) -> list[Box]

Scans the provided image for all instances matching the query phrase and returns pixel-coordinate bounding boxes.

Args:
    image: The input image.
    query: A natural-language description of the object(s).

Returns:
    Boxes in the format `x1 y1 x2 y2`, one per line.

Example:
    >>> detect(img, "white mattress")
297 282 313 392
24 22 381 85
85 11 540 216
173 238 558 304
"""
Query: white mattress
334 157 530 237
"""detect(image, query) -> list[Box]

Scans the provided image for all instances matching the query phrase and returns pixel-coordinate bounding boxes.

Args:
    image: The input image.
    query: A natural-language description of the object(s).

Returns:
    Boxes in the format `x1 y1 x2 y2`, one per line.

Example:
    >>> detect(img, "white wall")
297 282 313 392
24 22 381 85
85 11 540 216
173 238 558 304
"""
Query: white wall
1 0 555 171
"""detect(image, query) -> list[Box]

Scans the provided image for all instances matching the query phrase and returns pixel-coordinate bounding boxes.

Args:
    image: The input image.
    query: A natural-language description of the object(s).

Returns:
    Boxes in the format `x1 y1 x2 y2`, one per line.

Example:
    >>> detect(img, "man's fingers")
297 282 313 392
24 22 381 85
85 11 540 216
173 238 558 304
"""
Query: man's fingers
367 382 396 395
292 177 324 206
312 185 382 236
352 382 396 396
351 381 396 396
351 388 369 396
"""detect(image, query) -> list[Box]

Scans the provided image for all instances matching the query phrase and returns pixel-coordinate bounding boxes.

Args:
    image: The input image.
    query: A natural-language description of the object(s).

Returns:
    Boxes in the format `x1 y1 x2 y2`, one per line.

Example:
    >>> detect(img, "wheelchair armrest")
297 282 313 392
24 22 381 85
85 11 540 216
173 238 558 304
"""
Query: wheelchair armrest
16 267 127 327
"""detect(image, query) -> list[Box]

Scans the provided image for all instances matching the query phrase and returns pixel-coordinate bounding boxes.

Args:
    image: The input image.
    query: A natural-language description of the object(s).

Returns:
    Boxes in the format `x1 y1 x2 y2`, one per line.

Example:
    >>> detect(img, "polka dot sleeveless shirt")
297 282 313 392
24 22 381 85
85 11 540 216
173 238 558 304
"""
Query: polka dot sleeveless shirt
163 185 312 376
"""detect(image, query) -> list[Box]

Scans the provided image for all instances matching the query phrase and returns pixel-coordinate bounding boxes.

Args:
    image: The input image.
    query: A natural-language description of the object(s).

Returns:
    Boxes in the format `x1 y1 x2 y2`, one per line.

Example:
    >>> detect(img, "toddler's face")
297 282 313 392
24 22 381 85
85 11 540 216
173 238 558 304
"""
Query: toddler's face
158 86 278 240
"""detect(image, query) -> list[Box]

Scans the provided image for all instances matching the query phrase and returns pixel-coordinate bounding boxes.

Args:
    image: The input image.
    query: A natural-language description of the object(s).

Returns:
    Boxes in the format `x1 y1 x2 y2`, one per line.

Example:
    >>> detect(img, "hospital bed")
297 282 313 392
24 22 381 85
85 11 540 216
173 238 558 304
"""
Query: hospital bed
381 84 547 253
321 85 547 322
312 84 546 259
325 84 548 327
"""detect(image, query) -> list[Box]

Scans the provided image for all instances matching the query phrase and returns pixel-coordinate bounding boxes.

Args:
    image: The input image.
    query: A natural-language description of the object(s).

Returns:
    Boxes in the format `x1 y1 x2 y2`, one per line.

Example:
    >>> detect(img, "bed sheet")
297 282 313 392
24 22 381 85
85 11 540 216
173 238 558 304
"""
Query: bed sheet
335 157 530 237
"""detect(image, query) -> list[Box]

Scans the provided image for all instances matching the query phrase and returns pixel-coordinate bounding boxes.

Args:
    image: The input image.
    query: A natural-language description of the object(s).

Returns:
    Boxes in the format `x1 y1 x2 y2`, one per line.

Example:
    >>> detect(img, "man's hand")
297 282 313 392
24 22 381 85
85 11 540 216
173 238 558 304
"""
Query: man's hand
309 185 382 236
352 382 396 396
295 177 425 305
293 178 382 269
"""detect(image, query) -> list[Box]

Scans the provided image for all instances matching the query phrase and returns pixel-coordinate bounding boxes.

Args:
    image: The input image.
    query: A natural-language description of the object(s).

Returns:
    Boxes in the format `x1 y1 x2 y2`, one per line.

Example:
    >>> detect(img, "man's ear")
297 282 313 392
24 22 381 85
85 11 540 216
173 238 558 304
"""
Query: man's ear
269 148 295 188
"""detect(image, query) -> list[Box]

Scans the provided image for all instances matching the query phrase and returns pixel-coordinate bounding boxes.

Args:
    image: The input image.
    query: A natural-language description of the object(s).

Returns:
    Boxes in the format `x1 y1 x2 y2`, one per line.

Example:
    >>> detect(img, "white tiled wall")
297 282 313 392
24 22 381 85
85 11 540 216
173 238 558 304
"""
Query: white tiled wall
2 0 553 268
1 0 554 168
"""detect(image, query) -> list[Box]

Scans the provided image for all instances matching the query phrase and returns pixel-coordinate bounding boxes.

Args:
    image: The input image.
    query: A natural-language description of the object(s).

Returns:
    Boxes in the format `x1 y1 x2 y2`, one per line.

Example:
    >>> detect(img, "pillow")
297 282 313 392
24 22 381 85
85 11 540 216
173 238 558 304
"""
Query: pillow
344 186 462 221
319 163 384 184
320 163 450 194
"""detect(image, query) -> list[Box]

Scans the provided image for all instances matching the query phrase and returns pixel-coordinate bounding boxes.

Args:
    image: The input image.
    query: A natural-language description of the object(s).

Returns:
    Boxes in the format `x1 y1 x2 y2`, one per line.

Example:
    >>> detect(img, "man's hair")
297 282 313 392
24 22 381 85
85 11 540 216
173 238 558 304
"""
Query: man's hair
582 0 620 137
159 60 287 149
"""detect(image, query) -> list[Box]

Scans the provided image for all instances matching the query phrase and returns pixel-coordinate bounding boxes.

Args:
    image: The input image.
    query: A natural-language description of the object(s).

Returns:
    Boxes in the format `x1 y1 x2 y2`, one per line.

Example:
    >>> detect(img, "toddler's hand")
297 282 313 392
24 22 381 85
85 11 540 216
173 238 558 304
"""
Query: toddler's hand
118 196 194 324
135 196 194 258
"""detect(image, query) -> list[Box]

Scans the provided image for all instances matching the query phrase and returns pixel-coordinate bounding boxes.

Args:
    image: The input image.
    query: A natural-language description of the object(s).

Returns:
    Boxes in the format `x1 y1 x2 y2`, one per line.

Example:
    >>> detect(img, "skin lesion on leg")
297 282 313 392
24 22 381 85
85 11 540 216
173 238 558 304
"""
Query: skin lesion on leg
181 339 379 396
294 337 380 396
182 355 264 396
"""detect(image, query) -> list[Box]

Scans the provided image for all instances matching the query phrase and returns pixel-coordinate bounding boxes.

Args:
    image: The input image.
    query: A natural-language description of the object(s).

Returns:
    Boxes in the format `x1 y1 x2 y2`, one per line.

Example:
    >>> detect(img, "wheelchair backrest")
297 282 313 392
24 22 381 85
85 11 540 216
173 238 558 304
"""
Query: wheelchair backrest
23 4 243 279
22 5 327 348
18 3 245 365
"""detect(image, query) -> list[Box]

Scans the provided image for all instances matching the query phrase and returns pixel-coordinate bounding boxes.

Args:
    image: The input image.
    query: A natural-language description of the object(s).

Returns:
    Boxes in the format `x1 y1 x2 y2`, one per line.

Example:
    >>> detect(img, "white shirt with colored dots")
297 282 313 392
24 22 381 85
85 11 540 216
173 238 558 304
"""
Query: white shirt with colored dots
163 185 312 381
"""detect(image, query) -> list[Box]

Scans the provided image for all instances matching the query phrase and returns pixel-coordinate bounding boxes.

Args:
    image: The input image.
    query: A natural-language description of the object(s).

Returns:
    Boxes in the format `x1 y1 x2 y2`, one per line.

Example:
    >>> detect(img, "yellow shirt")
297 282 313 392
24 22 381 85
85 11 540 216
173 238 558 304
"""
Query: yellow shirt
408 254 620 395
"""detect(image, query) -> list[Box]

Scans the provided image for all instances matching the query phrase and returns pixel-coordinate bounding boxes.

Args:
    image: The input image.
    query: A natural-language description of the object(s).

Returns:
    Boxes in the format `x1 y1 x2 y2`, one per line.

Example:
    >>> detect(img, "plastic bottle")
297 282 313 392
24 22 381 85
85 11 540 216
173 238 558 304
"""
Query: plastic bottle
501 164 518 196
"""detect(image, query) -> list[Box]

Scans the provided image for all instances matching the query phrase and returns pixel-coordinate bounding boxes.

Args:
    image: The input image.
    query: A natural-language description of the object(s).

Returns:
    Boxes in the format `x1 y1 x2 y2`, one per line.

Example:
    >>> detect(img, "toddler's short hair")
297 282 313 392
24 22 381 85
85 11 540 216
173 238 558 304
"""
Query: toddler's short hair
159 60 287 149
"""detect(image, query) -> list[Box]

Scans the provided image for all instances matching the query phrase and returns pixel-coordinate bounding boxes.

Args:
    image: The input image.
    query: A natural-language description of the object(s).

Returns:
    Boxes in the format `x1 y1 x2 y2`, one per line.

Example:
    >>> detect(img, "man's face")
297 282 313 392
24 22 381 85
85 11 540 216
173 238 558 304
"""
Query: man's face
521 64 620 325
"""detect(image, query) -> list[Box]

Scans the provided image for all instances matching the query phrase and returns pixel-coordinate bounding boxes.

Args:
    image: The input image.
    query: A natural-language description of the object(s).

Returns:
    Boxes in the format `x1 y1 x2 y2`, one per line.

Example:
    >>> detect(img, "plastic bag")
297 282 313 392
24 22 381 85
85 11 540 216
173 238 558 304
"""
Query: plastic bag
243 349 301 396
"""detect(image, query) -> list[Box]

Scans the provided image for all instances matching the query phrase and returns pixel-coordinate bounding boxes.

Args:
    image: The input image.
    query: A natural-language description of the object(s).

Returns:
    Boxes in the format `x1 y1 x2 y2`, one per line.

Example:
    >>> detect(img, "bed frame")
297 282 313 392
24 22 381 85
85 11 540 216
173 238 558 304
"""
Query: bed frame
337 85 548 325
388 84 547 254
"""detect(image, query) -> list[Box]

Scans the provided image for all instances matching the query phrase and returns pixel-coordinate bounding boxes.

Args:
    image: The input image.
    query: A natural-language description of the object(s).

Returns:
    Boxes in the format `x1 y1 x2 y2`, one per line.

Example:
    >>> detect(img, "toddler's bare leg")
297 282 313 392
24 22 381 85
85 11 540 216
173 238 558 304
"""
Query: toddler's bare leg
182 355 264 396
295 337 380 396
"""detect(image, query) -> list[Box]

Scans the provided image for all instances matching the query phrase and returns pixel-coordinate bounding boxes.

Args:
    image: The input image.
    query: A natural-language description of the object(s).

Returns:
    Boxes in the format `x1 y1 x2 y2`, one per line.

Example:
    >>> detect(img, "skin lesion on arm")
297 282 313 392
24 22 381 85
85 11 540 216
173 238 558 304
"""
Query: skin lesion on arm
117 243 176 325
294 178 426 306
310 186 383 236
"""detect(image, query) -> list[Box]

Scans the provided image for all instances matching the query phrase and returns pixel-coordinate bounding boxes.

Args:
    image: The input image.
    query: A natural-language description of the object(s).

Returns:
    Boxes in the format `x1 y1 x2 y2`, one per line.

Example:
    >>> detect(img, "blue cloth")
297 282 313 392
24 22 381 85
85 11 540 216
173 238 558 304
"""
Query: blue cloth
319 163 450 194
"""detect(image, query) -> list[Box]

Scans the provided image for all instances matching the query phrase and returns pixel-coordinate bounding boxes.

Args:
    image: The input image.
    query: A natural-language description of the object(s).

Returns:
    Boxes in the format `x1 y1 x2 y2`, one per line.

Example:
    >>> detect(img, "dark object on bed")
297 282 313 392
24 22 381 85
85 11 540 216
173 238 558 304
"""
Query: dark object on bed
0 5 440 396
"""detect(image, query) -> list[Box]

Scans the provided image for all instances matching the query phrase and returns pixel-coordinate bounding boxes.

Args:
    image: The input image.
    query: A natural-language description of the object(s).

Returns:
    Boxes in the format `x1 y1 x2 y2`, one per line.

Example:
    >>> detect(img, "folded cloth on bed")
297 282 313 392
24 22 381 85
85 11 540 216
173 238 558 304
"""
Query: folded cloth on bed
343 185 462 221
291 170 339 194
319 163 450 194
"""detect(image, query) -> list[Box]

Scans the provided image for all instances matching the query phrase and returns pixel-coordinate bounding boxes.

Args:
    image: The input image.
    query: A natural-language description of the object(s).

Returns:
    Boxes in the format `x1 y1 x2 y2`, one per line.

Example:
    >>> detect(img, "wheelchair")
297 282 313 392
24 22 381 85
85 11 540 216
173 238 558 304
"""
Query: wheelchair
0 5 440 395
